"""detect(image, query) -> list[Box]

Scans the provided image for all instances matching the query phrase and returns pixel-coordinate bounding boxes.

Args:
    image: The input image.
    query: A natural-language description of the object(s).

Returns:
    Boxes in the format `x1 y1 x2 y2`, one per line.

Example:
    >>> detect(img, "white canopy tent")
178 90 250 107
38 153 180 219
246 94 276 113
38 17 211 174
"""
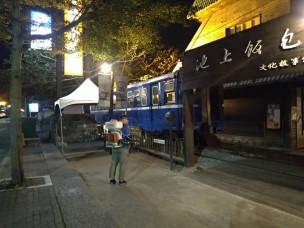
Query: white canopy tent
54 78 99 152
54 78 99 109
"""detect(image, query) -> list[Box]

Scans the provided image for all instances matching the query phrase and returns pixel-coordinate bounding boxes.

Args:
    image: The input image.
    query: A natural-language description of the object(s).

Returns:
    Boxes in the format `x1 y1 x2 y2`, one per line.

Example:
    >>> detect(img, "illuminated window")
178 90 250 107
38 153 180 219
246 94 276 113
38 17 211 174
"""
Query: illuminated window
235 24 243 33
141 88 147 106
226 15 261 36
152 86 159 105
252 16 261 26
127 91 133 107
164 81 175 104
244 20 252 30
134 90 140 107
228 26 235 35
165 92 176 104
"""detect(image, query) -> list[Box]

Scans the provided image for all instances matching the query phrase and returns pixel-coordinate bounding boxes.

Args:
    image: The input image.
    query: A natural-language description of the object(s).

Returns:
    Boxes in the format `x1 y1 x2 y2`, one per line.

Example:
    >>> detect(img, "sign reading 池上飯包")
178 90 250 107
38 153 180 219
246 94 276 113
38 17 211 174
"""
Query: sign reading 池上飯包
181 14 304 90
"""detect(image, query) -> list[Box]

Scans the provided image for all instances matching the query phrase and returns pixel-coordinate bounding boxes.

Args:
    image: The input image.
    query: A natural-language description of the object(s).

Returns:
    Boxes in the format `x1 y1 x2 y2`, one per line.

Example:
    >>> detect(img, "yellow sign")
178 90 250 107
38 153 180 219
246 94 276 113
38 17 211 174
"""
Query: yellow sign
64 52 83 76
64 2 83 76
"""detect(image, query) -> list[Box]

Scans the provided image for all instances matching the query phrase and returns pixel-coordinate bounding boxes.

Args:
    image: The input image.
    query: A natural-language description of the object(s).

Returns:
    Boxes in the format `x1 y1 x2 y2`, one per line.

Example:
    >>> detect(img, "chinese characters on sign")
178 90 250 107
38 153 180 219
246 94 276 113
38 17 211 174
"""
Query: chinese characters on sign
281 28 301 50
196 55 210 71
220 48 232 64
195 27 303 73
259 57 304 71
244 40 262 57
259 28 303 71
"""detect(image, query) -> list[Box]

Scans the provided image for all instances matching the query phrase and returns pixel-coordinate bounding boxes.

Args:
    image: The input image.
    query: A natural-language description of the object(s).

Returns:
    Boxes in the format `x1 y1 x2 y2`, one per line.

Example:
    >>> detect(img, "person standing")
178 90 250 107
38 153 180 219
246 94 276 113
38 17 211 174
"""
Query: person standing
109 114 131 185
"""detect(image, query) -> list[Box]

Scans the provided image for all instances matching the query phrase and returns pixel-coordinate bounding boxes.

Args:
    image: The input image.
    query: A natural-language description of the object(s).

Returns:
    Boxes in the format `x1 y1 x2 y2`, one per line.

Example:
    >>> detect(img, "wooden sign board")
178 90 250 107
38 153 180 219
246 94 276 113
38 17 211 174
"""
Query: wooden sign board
181 14 304 90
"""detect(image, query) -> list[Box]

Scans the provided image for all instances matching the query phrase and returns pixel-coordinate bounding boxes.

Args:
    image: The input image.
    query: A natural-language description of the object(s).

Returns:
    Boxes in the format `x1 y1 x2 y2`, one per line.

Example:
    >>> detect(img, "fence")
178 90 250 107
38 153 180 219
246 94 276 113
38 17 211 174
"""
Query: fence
130 126 184 162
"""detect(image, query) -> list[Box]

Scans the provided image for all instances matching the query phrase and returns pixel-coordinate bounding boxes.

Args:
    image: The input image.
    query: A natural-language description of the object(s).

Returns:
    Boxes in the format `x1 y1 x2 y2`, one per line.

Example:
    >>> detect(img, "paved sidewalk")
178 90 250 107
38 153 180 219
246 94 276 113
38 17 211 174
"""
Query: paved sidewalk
0 143 116 228
0 146 65 227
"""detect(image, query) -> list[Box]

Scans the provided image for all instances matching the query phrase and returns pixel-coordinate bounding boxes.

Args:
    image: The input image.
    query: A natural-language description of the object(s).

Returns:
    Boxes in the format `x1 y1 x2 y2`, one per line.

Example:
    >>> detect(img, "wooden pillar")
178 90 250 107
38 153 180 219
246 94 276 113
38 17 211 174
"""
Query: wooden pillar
296 87 304 148
83 54 93 113
217 86 224 129
183 89 195 167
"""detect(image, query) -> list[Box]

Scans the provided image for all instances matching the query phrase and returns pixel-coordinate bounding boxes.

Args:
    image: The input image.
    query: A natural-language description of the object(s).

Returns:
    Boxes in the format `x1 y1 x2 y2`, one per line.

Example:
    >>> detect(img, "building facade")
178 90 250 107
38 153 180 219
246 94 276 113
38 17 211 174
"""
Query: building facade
181 0 304 165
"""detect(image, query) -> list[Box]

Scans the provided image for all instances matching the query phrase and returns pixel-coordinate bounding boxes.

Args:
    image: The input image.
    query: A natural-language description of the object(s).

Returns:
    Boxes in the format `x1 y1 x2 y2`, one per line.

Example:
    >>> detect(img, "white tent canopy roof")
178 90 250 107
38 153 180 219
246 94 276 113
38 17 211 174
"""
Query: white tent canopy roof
54 78 98 109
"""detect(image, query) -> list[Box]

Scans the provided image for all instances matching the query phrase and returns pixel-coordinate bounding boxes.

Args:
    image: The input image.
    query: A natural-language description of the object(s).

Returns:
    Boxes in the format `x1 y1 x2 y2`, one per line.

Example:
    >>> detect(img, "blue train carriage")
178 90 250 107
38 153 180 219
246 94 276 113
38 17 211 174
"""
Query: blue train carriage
125 72 183 138
90 71 203 139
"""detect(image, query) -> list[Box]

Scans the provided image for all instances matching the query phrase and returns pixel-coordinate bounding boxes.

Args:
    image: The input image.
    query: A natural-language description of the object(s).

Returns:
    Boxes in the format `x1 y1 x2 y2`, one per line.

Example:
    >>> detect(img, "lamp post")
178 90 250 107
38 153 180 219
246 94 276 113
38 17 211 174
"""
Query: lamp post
100 62 114 120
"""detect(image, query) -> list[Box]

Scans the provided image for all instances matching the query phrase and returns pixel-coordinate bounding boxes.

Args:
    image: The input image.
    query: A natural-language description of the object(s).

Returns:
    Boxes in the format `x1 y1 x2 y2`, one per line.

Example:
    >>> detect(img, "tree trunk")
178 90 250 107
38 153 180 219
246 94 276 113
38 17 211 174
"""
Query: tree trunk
10 0 24 186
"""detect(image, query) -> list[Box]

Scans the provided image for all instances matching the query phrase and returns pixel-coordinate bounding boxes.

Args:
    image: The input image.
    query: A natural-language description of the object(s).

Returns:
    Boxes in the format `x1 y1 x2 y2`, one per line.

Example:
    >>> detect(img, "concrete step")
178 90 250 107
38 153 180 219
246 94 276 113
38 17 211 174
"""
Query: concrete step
24 138 40 147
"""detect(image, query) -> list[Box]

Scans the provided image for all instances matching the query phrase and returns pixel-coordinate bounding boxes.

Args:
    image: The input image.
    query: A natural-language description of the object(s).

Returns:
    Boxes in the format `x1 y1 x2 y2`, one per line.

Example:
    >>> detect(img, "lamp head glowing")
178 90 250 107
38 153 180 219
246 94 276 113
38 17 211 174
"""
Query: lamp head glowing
0 101 7 106
100 62 112 74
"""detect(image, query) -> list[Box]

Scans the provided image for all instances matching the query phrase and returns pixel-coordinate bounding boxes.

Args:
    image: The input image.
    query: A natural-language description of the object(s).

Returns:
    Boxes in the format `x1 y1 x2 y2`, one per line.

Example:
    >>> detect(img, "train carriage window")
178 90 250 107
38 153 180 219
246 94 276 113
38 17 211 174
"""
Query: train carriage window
134 89 140 107
152 86 159 105
127 91 133 107
141 88 147 106
164 80 174 91
165 92 176 104
164 81 176 104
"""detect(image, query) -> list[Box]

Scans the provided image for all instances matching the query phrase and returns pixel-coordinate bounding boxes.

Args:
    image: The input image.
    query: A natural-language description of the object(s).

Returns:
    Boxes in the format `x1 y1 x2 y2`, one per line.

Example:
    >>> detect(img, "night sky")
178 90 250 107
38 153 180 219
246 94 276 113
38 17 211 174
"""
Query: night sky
160 22 199 51
160 0 198 50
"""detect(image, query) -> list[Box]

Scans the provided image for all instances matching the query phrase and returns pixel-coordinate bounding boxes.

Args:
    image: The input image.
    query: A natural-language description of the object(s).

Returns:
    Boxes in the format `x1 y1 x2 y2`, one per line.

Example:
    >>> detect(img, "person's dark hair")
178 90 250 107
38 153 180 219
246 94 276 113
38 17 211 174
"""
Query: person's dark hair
120 114 128 120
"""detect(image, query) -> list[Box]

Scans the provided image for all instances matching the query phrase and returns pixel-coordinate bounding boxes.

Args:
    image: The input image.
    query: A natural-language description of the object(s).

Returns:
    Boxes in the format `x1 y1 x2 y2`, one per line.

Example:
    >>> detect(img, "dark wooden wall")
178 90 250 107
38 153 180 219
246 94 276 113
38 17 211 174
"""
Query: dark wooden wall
221 83 295 147
223 97 264 137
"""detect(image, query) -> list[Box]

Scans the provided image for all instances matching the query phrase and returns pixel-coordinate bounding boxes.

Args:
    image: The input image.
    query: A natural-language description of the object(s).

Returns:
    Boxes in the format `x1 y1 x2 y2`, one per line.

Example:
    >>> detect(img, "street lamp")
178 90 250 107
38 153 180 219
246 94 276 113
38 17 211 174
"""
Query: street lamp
100 62 112 75
100 62 114 120
0 101 7 116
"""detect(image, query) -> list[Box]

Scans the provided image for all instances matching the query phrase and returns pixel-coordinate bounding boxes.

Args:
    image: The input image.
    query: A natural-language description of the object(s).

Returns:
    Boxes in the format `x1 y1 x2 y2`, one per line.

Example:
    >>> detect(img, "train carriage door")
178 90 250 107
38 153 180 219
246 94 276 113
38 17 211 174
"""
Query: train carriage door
140 86 151 131
164 80 179 130
151 83 160 130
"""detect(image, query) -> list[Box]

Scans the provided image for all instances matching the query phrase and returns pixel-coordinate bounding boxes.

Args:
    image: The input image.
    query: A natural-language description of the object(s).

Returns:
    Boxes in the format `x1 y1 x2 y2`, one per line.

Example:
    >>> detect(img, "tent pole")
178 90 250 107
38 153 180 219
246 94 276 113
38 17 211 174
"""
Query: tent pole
60 108 64 153
55 122 57 144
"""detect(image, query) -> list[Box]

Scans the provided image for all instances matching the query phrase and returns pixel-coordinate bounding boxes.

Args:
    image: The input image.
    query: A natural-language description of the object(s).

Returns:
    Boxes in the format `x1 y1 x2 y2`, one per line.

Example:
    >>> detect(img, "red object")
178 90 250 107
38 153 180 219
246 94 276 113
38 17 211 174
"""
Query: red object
106 133 119 143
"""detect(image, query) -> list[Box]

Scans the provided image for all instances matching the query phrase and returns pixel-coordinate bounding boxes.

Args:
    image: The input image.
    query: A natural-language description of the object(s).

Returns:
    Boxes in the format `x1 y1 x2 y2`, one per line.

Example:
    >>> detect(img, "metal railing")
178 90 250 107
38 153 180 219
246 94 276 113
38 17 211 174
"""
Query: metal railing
130 126 184 160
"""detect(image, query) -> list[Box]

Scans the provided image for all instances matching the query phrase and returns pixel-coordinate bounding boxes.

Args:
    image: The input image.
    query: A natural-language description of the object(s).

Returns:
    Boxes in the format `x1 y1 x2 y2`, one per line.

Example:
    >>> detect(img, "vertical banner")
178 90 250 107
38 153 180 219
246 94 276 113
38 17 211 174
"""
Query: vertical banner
64 1 83 76
98 73 112 108
30 11 52 50
115 74 128 108
64 52 83 76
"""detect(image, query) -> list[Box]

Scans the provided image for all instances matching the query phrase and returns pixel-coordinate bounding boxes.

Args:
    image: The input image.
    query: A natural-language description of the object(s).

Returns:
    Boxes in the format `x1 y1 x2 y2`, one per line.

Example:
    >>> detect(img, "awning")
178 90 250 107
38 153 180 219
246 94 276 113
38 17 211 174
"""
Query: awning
223 72 304 89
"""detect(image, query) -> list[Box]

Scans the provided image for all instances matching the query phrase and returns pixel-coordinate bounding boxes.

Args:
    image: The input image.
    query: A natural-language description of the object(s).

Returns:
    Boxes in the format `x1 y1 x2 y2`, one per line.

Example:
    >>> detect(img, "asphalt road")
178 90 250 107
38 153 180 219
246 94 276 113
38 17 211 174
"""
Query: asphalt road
0 118 10 163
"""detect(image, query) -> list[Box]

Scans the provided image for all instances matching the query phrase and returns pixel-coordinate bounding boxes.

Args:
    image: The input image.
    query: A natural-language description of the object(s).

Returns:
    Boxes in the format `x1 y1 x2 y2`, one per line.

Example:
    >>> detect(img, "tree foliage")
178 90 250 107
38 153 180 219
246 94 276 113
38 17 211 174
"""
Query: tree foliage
23 49 57 99
127 48 180 82
0 49 56 100
83 0 191 74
